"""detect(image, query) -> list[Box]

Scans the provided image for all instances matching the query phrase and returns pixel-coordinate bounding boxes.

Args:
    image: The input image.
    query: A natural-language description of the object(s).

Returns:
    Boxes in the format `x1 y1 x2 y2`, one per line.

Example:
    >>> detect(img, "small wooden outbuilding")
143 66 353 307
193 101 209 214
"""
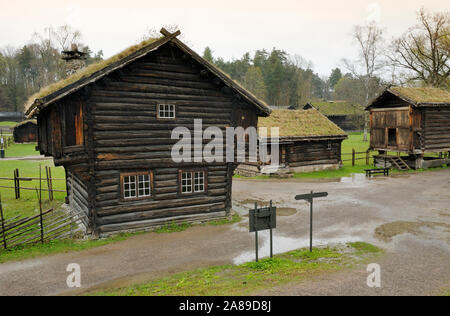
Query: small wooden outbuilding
303 101 364 131
366 86 450 169
236 109 347 175
24 28 271 236
13 120 37 143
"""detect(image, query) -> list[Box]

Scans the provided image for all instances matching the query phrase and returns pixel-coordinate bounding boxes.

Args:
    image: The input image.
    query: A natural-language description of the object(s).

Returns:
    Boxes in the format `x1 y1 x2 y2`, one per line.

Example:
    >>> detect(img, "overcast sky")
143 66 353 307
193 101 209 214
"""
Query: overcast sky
0 0 448 77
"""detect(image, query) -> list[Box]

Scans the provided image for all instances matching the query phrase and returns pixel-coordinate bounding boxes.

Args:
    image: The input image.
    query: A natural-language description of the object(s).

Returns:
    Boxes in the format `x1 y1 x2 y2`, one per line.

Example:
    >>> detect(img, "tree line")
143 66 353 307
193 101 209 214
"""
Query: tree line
0 25 102 112
0 8 447 113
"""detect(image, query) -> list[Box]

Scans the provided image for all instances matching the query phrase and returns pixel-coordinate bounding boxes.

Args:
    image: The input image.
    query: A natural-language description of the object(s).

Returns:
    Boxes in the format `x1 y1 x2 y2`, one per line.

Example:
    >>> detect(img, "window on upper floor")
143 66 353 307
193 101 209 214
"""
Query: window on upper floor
157 104 176 119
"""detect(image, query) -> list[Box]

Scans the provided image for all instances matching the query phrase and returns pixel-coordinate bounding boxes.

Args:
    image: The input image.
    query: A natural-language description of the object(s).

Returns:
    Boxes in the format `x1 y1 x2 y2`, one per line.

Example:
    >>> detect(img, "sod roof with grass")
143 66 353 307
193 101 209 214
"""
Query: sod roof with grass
308 101 364 116
367 86 450 109
258 109 347 139
14 119 37 128
25 28 271 118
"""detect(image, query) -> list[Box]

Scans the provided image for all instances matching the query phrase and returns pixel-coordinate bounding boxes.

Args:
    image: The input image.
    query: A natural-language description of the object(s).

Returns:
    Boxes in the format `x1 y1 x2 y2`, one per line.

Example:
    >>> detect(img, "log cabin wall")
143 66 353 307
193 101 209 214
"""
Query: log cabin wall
66 170 90 228
370 108 412 152
422 106 450 153
286 139 343 168
13 123 37 143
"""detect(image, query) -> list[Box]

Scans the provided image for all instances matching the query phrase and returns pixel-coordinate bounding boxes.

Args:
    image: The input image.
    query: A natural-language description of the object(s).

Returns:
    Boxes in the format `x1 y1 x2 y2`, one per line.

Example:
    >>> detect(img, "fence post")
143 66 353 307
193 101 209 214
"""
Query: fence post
14 169 20 199
39 166 44 244
366 149 370 165
0 194 7 250
352 149 356 167
46 166 53 201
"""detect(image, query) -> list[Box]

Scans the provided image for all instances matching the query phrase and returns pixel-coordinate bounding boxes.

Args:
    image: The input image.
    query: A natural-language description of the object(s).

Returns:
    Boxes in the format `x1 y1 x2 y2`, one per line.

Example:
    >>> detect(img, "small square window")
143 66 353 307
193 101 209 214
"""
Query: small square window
121 172 153 200
158 104 176 119
180 170 206 194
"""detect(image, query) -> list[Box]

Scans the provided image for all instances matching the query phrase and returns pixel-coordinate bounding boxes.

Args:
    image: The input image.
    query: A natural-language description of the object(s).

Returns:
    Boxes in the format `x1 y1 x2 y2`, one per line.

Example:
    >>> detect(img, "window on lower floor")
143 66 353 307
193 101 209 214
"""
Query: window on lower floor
180 170 206 194
121 172 153 200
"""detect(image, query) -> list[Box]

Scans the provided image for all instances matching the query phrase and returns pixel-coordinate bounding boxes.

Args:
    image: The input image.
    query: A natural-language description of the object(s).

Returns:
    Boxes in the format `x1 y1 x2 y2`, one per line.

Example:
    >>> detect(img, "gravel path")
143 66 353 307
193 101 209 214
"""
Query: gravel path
0 169 449 296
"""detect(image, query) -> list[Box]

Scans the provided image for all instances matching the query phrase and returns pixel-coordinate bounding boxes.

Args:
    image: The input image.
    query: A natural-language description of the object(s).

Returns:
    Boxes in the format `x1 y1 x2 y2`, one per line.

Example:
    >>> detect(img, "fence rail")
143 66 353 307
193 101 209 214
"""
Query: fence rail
0 193 81 250
0 167 65 200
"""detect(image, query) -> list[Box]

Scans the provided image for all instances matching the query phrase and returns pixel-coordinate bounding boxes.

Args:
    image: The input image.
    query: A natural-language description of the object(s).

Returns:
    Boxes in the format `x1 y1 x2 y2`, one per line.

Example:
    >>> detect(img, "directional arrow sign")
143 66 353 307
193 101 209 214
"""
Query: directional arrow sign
295 192 328 201
295 191 328 252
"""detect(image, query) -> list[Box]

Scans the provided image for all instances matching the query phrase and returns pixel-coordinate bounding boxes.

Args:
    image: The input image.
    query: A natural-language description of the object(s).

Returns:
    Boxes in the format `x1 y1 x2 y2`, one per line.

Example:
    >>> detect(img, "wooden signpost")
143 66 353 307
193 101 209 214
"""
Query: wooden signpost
249 201 276 262
295 191 328 252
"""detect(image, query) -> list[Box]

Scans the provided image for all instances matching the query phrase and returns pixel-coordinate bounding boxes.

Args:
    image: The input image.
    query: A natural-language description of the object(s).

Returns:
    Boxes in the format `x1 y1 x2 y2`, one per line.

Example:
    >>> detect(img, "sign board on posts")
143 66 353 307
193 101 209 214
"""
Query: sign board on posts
249 207 276 233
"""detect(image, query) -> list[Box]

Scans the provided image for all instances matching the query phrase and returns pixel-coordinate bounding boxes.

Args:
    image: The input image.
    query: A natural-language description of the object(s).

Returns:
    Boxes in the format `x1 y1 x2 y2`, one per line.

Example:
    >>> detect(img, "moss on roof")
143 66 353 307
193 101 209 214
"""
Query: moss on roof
390 86 450 104
310 101 364 116
14 119 37 128
258 109 347 138
24 37 161 112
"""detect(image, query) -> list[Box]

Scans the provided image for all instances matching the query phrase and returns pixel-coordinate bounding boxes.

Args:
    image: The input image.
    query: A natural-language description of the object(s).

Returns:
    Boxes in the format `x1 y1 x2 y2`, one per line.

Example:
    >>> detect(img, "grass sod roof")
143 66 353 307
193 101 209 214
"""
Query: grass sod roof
389 86 450 105
309 101 365 116
14 119 37 128
258 109 347 139
25 28 271 118
367 86 450 109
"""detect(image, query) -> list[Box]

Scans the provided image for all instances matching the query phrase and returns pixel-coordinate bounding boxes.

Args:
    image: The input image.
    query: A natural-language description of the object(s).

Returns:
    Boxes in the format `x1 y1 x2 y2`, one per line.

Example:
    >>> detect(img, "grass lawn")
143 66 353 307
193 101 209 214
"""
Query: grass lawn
0 121 17 127
4 143 39 158
0 160 66 220
90 242 382 296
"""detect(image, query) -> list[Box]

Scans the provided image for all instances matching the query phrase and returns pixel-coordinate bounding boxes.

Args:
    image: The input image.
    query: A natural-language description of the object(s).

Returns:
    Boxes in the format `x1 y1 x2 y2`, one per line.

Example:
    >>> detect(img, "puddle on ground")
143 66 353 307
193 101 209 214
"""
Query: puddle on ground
374 221 450 242
340 173 368 184
232 231 362 264
277 208 297 216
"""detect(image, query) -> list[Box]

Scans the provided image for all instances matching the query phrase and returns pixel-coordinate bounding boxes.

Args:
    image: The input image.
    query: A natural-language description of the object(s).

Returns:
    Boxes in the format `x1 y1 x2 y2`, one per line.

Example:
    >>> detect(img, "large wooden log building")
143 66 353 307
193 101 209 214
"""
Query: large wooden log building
25 29 271 236
366 86 450 169
236 109 347 175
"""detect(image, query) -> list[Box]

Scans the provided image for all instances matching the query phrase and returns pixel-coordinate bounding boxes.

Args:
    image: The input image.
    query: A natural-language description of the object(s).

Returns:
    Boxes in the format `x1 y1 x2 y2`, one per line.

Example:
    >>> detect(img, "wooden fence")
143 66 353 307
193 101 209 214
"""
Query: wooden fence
0 167 65 201
0 194 82 250
0 135 13 149
342 149 374 166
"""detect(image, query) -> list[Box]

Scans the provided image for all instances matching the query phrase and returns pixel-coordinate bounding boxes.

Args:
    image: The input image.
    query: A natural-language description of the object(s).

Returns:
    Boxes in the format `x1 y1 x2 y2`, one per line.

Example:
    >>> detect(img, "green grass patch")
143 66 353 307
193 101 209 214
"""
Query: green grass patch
90 243 382 296
205 212 242 226
4 143 39 158
155 222 192 233
0 160 66 219
348 242 382 254
0 233 134 264
0 121 17 127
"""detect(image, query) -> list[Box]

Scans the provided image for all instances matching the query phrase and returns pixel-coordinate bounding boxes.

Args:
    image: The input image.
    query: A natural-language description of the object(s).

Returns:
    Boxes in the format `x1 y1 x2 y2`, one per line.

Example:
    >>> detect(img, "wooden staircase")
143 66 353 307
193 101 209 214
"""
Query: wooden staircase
387 156 411 171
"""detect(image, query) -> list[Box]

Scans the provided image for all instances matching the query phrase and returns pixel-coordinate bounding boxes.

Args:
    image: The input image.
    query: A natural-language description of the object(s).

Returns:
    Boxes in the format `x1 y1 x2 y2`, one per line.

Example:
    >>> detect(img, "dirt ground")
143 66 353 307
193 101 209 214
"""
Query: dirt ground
0 169 449 296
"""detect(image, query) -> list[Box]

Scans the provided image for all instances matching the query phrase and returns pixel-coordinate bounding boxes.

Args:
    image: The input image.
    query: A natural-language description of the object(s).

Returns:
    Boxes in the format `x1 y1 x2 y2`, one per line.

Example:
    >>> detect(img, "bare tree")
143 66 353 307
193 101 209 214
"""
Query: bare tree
388 8 449 88
51 25 82 51
342 21 386 141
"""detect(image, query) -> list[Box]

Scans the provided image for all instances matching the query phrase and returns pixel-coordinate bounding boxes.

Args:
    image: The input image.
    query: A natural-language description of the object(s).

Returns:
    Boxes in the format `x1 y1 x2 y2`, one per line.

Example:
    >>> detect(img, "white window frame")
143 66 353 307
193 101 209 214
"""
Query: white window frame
194 171 205 193
181 172 193 194
157 103 176 119
180 170 206 194
123 175 137 199
121 172 153 200
138 174 151 197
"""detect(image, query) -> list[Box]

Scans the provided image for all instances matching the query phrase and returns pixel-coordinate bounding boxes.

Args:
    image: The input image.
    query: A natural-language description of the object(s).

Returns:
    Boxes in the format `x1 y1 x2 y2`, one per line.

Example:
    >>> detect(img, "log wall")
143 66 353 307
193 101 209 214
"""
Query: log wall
286 139 343 167
422 106 450 153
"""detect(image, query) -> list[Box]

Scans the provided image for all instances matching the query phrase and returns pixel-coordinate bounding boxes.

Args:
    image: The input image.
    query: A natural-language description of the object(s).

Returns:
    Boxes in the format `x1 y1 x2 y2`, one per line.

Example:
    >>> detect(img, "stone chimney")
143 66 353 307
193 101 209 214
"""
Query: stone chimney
62 44 87 76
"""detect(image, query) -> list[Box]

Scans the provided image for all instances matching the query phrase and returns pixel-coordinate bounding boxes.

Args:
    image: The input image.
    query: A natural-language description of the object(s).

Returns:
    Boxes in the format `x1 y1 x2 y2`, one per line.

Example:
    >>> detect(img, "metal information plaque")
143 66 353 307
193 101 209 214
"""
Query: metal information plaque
249 207 276 233
249 201 277 262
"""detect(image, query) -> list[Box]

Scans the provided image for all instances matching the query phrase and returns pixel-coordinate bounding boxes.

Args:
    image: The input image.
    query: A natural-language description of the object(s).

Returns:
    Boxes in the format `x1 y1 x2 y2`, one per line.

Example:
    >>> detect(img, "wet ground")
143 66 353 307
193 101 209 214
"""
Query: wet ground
0 169 449 295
